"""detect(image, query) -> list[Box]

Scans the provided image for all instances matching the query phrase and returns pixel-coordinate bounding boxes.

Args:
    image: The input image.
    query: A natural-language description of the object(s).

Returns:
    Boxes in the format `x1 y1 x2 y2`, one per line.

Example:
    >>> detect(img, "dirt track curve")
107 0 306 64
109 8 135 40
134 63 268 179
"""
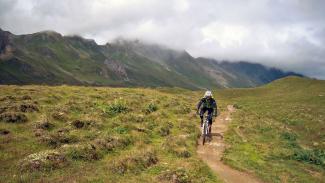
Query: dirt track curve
197 105 263 183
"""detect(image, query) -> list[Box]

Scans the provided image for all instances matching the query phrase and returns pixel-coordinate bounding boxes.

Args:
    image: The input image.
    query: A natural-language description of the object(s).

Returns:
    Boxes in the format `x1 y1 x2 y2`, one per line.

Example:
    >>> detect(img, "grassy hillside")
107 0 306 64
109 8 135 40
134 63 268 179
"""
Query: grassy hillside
216 77 325 183
0 29 302 89
1 76 323 182
0 85 220 182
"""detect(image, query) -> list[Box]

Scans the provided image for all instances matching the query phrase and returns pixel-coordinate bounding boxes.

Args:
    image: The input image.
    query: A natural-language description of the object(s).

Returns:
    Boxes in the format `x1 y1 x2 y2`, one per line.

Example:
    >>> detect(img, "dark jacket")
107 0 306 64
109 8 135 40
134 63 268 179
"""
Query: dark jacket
197 97 217 111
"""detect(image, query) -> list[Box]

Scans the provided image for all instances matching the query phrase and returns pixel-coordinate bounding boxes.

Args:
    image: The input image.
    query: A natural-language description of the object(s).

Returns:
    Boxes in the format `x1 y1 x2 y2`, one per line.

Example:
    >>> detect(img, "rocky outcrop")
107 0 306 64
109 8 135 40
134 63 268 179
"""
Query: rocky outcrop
104 59 129 81
0 29 14 60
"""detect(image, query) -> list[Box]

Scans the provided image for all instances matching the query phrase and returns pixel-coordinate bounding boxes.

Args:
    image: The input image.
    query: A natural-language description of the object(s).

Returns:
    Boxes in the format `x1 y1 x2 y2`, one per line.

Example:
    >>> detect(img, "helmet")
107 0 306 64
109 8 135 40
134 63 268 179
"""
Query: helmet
204 90 212 97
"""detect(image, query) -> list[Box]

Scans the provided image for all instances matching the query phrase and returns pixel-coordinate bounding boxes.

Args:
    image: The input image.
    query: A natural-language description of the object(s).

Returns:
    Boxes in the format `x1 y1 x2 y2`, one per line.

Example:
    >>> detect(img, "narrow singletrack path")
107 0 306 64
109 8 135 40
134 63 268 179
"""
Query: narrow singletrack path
197 105 263 183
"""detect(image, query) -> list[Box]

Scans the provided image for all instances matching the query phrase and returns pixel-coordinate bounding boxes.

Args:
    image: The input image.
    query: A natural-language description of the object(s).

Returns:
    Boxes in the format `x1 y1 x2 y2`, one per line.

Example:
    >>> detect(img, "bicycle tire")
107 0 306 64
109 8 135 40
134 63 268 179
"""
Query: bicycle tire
202 122 207 145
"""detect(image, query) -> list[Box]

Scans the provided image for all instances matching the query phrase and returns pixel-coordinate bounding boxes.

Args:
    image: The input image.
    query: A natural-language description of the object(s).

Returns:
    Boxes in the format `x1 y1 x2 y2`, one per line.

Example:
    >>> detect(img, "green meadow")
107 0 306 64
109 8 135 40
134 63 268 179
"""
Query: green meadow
0 76 324 182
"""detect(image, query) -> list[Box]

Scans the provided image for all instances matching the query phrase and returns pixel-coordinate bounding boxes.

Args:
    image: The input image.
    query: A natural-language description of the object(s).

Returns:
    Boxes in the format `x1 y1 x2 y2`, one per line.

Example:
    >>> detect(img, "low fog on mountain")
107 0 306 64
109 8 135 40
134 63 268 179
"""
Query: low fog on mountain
1 0 324 79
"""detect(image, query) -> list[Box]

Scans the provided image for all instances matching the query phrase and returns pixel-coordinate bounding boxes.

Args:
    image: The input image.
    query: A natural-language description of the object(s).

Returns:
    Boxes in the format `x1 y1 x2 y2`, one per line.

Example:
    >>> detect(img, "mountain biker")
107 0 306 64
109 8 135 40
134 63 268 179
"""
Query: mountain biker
196 90 217 134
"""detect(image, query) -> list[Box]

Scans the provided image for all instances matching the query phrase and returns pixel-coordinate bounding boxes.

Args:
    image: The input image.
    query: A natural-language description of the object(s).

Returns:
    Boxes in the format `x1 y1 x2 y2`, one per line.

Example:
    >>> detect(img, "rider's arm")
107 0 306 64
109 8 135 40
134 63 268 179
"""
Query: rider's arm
213 99 217 116
197 98 203 112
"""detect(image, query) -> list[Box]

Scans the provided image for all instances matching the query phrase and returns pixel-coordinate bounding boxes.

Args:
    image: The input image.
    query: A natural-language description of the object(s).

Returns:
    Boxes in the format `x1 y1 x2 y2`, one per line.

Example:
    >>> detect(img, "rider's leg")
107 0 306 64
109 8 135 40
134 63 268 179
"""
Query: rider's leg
199 107 207 127
207 109 213 135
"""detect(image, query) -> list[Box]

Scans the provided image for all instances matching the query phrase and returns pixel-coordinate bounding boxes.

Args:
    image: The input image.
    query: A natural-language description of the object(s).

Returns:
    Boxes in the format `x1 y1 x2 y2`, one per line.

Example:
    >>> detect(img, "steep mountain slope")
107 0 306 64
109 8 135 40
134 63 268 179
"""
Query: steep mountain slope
196 57 303 87
0 28 302 88
110 40 303 88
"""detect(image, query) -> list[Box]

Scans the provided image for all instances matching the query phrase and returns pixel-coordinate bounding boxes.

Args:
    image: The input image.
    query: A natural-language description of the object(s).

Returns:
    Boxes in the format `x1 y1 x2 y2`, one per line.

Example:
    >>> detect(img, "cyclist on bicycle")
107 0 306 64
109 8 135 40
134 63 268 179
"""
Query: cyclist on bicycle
196 90 217 133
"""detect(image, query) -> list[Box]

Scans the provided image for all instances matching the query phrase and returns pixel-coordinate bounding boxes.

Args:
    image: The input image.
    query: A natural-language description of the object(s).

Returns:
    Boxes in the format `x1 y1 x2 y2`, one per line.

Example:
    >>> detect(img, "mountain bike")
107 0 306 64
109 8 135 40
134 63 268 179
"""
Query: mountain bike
202 114 211 145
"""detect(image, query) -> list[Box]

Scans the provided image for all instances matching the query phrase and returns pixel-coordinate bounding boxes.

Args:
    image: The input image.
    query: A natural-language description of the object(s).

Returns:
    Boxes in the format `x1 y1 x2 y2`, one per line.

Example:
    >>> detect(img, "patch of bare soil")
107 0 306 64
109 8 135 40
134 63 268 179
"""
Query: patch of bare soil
197 105 263 183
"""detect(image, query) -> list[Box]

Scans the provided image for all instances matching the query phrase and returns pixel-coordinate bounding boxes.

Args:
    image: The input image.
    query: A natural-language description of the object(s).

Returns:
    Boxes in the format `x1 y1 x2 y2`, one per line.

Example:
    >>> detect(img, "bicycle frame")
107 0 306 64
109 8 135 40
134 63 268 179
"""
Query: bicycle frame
202 114 210 145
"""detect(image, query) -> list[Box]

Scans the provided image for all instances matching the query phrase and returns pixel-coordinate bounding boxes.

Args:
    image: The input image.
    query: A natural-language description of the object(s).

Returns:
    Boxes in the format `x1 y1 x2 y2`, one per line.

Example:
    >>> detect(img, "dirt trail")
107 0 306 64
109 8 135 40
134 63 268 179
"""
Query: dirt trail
197 105 263 183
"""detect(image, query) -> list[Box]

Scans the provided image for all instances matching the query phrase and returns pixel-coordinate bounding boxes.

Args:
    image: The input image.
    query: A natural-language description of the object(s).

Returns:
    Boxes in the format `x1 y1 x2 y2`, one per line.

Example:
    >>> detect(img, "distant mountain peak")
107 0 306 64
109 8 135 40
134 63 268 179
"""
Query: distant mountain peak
65 35 97 45
0 29 304 88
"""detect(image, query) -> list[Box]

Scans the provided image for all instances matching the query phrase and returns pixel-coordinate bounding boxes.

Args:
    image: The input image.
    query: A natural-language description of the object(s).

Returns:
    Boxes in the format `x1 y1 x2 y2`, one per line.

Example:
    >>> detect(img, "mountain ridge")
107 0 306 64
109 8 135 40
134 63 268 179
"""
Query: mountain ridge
0 28 303 89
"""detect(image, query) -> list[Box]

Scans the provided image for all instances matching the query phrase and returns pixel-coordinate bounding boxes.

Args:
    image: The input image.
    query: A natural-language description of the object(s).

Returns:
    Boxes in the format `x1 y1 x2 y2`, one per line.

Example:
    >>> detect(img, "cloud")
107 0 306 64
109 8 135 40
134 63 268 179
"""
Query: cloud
0 0 324 79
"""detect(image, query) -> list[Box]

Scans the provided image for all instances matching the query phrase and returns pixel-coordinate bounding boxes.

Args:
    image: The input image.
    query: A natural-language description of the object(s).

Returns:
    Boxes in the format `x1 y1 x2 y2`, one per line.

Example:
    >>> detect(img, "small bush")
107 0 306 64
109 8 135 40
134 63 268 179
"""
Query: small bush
100 99 128 116
52 111 68 121
163 136 191 158
18 103 39 112
292 148 325 167
20 150 68 172
21 95 32 100
145 103 158 113
114 126 129 134
35 119 55 130
158 122 173 137
173 147 192 158
92 136 132 151
159 126 171 136
0 95 16 101
0 106 8 114
281 132 297 141
0 129 10 135
110 150 158 174
40 130 78 147
158 167 191 183
0 112 27 123
62 144 102 161
233 103 242 109
145 120 159 130
71 118 99 129
71 120 85 128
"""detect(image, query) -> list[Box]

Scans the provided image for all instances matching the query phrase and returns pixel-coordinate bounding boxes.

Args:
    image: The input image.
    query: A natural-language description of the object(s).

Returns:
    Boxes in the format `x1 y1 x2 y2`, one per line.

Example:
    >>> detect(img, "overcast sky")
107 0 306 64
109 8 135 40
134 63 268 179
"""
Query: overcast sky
1 0 324 79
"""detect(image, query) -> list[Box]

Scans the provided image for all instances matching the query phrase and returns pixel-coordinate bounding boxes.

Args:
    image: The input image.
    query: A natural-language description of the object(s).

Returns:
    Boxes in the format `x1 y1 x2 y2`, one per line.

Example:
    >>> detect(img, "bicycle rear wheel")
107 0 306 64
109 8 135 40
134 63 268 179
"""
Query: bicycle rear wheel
202 123 207 145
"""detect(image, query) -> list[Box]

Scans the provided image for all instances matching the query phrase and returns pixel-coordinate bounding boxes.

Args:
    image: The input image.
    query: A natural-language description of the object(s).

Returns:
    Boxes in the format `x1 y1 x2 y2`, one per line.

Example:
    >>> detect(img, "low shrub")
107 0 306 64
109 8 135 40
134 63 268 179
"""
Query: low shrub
92 136 132 151
35 117 54 130
40 130 78 147
114 126 129 134
100 99 128 116
163 136 191 158
35 121 54 130
145 120 159 130
20 150 68 172
52 111 68 121
281 132 297 141
0 106 8 114
159 126 171 136
173 147 192 158
233 103 242 109
158 122 173 137
18 103 39 112
292 148 325 167
62 144 102 161
145 103 158 113
0 95 16 101
0 129 10 135
281 131 299 147
158 167 191 183
0 112 28 123
21 95 32 100
110 150 158 174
